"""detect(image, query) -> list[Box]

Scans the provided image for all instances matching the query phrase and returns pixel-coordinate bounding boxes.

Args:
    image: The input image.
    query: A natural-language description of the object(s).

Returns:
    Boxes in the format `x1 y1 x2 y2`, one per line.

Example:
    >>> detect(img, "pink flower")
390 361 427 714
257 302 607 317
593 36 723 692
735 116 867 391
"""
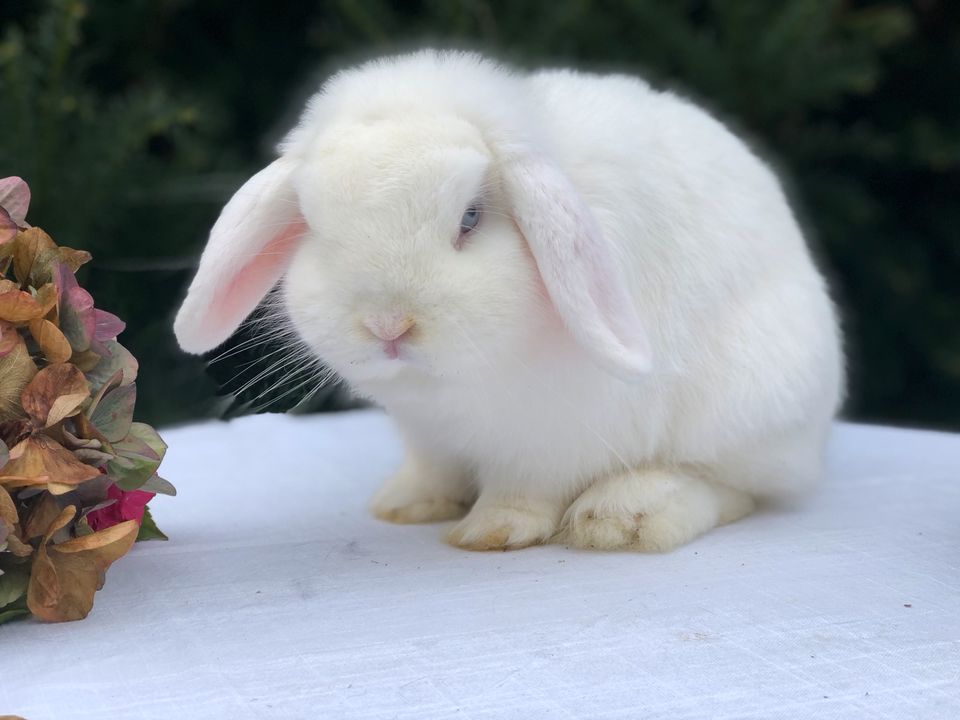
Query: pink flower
87 484 155 531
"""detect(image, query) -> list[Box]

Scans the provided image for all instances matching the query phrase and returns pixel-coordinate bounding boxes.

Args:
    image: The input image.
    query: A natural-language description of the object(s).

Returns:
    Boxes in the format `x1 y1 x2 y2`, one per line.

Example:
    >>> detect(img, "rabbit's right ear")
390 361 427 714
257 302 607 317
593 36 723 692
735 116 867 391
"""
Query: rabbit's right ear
174 158 306 354
503 153 652 380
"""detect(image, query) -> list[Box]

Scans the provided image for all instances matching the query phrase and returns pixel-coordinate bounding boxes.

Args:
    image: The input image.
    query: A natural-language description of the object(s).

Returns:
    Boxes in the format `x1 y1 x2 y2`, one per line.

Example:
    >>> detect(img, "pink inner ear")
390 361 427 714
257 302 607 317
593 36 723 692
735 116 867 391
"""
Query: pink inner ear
210 217 306 334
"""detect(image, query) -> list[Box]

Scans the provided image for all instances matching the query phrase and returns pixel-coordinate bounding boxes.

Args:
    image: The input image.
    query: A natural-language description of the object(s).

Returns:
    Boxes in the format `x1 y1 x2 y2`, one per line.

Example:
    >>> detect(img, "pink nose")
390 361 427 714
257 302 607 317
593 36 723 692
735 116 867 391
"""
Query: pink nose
363 315 415 358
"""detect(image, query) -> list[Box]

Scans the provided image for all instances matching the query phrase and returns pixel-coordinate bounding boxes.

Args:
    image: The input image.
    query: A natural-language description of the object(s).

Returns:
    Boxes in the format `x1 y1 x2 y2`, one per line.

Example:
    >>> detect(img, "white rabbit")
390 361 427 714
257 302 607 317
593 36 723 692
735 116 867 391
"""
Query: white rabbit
175 50 844 552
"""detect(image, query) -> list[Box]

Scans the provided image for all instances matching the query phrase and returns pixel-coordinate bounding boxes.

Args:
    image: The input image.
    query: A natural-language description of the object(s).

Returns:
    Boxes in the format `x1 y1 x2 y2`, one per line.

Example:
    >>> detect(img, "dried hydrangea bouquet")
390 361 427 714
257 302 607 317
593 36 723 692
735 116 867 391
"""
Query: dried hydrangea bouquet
0 177 172 623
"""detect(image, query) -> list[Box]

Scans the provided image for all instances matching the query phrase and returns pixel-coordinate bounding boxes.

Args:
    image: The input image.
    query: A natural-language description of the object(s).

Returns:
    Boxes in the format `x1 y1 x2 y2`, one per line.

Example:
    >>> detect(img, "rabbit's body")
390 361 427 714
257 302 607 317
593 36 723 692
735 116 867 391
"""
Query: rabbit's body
175 52 843 552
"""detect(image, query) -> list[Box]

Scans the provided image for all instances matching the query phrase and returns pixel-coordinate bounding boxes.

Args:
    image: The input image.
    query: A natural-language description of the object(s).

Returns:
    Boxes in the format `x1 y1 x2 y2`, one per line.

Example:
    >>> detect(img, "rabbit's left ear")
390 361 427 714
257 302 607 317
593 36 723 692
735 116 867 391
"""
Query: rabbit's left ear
503 155 652 379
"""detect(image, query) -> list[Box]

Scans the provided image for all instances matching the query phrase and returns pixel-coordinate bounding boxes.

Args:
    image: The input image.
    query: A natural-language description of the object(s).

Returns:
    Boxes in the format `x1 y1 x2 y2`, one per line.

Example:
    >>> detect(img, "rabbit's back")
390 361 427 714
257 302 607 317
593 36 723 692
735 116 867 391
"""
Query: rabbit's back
525 69 844 477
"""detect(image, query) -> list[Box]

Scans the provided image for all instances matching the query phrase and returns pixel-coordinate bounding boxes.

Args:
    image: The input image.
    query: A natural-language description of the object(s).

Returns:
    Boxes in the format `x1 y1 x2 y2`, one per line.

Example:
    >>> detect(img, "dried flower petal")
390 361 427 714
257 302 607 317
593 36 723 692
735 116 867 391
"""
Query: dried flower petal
13 228 56 288
29 318 73 364
71 349 103 372
21 363 90 429
93 309 125 341
108 422 167 491
0 484 17 525
0 342 38 422
56 246 92 272
0 321 23 358
0 435 101 491
26 508 137 622
0 207 17 246
35 282 58 314
86 369 123 417
0 286 50 322
139 474 177 497
59 284 96 352
21 492 62 540
0 177 30 226
5 533 32 557
89 384 136 442
85 340 138 392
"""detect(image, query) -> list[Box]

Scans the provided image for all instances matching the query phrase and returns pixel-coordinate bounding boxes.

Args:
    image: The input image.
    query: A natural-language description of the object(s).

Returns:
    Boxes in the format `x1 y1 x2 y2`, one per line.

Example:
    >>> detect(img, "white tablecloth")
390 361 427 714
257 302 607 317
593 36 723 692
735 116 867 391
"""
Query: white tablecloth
2 410 958 719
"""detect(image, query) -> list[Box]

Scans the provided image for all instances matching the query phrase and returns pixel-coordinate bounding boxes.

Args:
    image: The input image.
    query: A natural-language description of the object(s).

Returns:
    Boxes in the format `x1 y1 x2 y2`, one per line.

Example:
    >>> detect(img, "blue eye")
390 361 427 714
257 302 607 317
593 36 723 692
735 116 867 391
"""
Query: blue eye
459 205 481 234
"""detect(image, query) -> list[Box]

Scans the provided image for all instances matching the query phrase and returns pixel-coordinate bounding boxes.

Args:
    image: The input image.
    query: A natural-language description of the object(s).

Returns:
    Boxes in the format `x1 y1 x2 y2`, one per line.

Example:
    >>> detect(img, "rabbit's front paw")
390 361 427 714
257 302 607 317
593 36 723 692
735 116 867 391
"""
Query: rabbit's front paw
447 496 561 551
371 460 474 524
373 493 471 524
560 470 753 552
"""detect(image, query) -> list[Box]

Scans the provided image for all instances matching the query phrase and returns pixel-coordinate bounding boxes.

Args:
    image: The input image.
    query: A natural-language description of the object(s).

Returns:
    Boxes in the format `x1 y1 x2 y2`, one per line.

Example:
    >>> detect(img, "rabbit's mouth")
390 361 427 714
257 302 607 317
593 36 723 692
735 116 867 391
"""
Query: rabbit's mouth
348 345 434 382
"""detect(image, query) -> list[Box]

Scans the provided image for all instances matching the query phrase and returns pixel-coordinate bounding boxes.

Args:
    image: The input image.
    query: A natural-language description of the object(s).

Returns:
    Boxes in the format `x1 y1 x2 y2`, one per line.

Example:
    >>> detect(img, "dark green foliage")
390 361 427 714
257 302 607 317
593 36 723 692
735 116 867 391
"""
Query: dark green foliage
0 0 956 428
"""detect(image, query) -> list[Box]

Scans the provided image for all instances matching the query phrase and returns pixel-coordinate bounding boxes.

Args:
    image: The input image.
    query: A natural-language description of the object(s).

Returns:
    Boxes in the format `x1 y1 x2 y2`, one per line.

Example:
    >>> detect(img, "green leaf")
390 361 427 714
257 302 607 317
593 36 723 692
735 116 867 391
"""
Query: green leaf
0 565 30 607
89 383 136 442
107 454 159 491
120 422 167 459
85 340 138 394
108 422 167 491
136 505 168 542
139 474 177 496
85 368 124 417
0 604 30 624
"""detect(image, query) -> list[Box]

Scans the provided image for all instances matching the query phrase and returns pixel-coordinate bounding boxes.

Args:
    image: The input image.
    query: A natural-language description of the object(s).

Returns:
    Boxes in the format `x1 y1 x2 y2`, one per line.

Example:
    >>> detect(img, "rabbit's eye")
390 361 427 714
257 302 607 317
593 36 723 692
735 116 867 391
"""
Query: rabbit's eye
459 205 481 235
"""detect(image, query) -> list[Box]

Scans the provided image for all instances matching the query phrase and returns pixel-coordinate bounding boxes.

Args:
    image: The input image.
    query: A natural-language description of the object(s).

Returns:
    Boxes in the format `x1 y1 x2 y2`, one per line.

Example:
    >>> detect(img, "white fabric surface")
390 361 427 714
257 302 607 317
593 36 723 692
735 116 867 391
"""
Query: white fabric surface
2 410 958 719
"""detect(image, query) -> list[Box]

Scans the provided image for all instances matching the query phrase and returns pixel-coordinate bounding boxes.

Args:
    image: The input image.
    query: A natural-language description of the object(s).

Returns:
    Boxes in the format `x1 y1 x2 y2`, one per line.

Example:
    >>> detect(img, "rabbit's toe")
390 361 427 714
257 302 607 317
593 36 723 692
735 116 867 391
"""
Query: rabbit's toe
447 503 557 551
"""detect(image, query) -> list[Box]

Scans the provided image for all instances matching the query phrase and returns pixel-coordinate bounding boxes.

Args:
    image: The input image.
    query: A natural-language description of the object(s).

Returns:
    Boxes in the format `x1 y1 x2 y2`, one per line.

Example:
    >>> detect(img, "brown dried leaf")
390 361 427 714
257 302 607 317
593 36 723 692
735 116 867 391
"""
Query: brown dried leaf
0 418 31 448
72 412 111 447
34 282 58 316
0 320 21 358
0 287 46 322
29 318 72 364
0 435 101 490
42 504 75 541
57 246 92 272
21 363 90 428
71 349 103 372
22 492 62 540
0 208 16 248
5 532 32 557
13 227 56 287
0 484 16 525
0 341 37 422
28 549 91 622
26 512 137 623
57 519 138 558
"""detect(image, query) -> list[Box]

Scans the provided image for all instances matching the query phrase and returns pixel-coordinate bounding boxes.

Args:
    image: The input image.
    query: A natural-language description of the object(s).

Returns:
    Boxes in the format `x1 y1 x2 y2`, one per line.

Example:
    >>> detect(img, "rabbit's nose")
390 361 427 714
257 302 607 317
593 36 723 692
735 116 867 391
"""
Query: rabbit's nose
363 314 416 359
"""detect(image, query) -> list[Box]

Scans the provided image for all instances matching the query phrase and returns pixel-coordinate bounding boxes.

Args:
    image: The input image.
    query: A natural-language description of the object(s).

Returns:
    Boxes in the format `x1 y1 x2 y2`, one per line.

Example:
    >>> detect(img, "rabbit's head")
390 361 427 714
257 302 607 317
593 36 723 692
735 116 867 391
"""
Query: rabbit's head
174 51 650 386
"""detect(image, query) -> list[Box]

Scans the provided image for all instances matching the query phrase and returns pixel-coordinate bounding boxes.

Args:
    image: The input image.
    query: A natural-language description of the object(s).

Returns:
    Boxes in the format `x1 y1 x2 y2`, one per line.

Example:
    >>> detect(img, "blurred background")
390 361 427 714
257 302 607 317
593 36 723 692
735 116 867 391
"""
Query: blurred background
0 0 957 429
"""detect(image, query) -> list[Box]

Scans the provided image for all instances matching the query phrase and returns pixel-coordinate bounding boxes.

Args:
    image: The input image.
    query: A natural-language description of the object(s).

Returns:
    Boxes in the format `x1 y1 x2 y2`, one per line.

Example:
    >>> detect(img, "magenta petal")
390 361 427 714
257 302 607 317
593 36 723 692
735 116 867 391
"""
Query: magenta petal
118 489 155 522
94 309 126 341
0 176 30 225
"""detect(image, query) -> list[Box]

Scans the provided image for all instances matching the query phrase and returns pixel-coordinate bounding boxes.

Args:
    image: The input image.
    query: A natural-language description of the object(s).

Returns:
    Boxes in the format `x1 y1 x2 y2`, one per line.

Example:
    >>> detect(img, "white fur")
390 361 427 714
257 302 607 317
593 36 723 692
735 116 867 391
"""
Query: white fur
175 51 844 553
